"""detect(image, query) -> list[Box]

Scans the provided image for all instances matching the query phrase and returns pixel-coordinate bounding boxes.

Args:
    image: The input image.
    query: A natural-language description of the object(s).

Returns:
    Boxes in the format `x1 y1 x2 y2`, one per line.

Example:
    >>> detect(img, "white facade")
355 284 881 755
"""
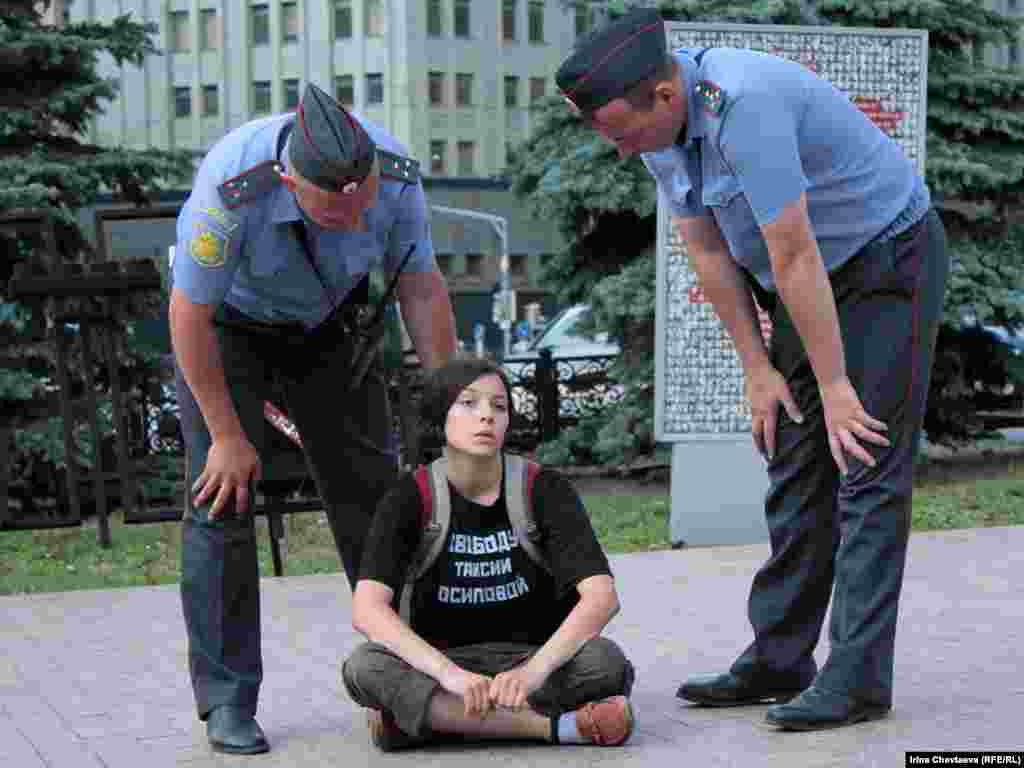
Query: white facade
73 0 604 178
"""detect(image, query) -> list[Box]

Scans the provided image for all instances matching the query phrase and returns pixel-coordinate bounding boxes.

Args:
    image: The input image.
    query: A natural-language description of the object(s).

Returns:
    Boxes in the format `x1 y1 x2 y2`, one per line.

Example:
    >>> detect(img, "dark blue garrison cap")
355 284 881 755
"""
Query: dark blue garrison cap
290 83 376 193
556 7 667 114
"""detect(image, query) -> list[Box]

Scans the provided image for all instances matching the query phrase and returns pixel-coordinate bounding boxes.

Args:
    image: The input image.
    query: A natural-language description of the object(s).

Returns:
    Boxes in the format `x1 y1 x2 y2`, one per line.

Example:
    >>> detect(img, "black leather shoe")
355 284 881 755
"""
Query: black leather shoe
676 672 806 707
207 706 270 755
765 686 890 731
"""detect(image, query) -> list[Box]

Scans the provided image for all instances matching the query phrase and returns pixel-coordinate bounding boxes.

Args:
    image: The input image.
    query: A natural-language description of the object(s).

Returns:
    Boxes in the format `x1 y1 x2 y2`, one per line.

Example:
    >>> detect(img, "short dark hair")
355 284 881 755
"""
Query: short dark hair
623 54 678 112
420 357 515 433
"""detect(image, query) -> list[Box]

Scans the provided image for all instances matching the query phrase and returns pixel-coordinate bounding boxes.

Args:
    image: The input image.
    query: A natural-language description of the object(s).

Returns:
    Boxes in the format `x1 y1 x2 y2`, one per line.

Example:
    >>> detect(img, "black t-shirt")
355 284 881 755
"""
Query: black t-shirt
358 464 612 649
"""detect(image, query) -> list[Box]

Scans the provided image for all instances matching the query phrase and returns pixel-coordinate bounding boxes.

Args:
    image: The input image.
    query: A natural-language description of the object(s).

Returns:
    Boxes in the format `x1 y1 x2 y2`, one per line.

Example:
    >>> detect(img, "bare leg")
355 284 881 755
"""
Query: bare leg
426 692 551 741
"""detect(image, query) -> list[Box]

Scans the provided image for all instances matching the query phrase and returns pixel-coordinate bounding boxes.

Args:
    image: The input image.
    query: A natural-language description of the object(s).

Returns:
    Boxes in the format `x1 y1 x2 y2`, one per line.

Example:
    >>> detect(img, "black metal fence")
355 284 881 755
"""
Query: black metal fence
0 350 621 537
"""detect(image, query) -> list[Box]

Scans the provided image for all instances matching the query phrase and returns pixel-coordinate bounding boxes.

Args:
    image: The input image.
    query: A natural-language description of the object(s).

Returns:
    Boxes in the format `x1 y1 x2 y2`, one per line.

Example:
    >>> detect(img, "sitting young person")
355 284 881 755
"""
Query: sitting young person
342 358 635 751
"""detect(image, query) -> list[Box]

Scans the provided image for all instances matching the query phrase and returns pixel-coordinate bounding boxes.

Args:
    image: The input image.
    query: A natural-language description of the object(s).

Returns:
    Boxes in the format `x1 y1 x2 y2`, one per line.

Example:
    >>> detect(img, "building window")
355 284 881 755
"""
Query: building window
528 0 543 43
427 0 442 36
202 84 219 116
465 253 484 277
455 73 473 106
335 0 353 37
365 0 384 36
428 72 444 106
335 74 354 105
252 80 271 114
510 253 528 278
574 2 593 37
174 86 191 118
504 75 519 107
430 140 446 174
457 140 474 175
251 4 269 45
529 77 546 104
454 0 470 37
366 73 384 105
1010 41 1020 68
199 9 219 51
284 79 300 110
169 10 190 52
502 0 516 41
436 253 454 275
282 2 300 42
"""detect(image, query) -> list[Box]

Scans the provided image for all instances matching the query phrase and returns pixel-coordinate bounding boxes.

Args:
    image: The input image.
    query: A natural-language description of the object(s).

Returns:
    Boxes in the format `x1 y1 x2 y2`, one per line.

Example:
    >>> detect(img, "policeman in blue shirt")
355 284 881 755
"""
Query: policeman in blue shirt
557 10 949 731
171 83 456 754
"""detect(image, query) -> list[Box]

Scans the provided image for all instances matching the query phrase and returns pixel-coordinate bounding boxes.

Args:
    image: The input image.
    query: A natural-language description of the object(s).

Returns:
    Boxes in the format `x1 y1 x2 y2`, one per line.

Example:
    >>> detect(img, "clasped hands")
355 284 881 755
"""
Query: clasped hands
440 662 548 719
745 363 890 475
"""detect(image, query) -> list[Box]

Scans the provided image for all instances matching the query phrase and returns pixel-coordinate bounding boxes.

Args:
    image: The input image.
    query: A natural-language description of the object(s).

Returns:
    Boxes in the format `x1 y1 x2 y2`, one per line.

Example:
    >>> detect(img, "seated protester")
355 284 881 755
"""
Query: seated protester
342 358 635 751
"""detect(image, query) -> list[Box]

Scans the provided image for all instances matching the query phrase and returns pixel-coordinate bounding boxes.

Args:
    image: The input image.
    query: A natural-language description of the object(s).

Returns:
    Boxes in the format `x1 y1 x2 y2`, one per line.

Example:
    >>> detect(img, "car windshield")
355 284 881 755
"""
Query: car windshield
532 306 601 349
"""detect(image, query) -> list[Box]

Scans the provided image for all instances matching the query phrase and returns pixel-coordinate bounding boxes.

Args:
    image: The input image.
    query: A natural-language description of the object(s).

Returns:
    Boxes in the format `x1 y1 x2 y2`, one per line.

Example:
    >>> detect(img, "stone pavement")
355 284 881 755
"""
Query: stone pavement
2 526 1022 768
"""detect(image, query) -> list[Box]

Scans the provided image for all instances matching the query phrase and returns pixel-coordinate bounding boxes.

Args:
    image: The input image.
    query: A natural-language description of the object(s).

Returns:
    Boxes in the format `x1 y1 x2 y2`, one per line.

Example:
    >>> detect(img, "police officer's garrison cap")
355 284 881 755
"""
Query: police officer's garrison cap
555 7 667 114
218 83 420 209
290 82 419 192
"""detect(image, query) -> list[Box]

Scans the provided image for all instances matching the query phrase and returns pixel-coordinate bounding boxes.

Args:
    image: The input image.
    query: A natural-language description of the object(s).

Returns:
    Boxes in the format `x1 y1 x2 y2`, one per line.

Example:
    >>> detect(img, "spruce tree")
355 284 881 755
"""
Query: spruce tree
0 0 191 513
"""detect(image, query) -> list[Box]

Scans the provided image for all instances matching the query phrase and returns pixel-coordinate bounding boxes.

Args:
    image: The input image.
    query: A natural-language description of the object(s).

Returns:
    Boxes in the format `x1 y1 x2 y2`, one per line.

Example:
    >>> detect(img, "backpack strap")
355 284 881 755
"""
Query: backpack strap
399 458 450 624
504 454 550 573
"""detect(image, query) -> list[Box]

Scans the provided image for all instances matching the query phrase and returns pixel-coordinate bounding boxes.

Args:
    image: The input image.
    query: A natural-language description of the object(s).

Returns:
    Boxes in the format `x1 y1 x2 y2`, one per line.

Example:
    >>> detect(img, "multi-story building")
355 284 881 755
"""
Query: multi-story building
71 0 604 178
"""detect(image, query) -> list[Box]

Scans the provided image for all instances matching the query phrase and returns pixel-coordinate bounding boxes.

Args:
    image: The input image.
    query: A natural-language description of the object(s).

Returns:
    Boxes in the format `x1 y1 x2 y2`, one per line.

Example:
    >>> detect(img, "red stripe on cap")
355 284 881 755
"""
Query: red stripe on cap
562 20 663 100
296 102 367 186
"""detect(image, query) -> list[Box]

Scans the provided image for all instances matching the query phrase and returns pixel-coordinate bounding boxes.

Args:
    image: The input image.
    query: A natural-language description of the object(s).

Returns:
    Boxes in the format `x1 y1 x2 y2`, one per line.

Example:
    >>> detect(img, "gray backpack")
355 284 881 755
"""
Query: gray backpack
398 453 550 624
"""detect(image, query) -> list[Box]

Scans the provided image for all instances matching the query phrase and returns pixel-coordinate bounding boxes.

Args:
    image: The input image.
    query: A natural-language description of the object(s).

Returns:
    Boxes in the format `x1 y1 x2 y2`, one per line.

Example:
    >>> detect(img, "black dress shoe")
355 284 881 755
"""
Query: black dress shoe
765 686 890 731
207 706 270 755
677 672 806 707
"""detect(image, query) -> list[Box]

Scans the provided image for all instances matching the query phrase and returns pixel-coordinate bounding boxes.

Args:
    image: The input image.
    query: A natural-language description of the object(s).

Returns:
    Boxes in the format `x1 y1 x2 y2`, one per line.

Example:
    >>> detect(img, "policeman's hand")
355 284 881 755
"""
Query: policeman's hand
192 433 262 519
745 363 804 461
489 663 546 711
440 666 494 719
819 376 889 476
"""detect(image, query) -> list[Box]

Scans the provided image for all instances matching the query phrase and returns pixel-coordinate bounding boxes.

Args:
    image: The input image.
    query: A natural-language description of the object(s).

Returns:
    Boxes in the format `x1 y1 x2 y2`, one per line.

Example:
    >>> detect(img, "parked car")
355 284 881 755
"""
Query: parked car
501 304 621 420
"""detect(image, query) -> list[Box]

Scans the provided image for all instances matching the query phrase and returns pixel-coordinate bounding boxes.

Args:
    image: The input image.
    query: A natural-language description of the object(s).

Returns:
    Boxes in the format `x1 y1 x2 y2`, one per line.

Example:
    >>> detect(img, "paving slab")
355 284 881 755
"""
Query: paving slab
1 526 1022 767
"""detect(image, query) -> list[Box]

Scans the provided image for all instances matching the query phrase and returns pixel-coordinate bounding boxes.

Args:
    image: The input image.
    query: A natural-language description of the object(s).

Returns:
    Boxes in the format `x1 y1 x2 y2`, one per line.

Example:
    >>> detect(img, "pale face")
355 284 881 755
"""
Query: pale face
587 84 685 159
281 162 380 232
444 374 511 458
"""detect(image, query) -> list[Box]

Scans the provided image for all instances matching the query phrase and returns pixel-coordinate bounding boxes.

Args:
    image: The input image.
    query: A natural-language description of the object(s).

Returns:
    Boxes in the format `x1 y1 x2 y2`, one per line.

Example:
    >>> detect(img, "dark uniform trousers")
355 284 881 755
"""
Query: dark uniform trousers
342 638 636 739
175 305 398 720
730 209 950 707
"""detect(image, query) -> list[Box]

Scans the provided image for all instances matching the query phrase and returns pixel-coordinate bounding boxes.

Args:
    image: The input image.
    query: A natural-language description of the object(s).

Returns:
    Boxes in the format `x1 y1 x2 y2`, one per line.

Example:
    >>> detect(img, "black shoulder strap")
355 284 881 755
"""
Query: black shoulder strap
693 47 710 66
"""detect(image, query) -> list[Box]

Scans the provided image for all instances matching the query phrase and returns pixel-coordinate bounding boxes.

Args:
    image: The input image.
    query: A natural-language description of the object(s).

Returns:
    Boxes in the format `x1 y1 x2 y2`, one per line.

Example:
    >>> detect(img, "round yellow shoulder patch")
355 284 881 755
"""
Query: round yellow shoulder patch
190 231 226 268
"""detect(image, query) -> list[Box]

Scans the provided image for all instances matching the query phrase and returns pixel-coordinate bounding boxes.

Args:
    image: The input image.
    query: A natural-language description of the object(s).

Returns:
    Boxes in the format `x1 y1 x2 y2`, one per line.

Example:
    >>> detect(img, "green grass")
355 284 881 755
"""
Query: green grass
2 466 1023 596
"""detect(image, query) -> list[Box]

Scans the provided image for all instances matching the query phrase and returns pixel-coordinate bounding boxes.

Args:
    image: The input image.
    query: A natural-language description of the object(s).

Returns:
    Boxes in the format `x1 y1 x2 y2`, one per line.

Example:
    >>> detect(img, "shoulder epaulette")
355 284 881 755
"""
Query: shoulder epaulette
377 149 420 184
218 160 285 209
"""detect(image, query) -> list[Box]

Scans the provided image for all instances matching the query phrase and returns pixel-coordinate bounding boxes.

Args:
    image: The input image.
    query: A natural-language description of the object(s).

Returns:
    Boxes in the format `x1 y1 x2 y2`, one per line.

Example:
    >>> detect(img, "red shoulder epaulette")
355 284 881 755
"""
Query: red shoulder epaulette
218 160 285 209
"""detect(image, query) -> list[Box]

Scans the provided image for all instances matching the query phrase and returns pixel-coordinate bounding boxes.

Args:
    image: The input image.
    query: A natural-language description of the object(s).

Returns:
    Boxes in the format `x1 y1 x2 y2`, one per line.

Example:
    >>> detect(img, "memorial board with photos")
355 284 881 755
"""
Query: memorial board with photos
654 22 928 441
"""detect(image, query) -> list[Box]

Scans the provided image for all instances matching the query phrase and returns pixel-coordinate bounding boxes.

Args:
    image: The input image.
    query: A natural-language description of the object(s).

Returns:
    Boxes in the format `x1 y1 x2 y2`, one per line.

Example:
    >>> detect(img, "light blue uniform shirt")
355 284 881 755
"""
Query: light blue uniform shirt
174 112 435 328
642 48 930 292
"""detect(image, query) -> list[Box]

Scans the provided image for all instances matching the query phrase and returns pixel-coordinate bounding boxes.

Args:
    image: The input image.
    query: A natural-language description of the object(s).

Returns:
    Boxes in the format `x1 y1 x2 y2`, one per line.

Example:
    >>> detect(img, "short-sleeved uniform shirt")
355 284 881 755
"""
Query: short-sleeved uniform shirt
359 467 612 650
641 48 931 292
173 113 436 329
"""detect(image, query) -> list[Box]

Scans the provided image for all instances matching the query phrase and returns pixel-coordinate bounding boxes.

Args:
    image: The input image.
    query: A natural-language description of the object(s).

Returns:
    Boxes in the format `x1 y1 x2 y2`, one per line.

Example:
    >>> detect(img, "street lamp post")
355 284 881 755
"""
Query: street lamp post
430 205 512 358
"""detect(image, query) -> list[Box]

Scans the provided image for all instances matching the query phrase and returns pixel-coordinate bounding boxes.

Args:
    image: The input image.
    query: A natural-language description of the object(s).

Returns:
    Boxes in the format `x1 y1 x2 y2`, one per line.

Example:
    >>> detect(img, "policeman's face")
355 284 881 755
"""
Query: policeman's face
285 167 380 232
588 85 685 159
444 375 510 459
